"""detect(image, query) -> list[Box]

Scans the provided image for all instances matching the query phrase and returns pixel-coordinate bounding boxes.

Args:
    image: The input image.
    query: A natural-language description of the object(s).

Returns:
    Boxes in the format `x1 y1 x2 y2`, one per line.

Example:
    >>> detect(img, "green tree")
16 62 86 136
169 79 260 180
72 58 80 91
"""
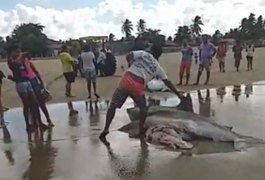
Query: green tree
167 36 173 41
11 23 48 56
137 19 146 34
255 15 264 39
191 16 204 37
71 41 81 57
0 36 5 57
174 26 191 44
212 30 223 45
121 19 134 39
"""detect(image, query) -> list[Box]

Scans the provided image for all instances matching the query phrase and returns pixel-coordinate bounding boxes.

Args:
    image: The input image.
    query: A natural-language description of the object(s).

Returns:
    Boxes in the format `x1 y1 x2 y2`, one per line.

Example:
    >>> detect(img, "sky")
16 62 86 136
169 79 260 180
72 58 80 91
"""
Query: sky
0 0 265 40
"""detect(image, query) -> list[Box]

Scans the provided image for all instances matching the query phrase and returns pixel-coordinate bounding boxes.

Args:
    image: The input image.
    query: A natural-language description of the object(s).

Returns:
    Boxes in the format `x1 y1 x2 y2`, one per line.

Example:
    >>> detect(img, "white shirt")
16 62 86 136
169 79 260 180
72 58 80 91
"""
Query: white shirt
127 51 168 84
246 46 255 57
97 52 106 64
81 51 95 70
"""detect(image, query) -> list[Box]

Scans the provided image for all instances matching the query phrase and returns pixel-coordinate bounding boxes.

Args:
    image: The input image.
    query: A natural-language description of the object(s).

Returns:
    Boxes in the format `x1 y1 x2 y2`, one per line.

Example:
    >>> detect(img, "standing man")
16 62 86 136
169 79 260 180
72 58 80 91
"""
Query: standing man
216 42 227 72
59 45 75 97
232 40 243 72
178 42 193 85
99 50 184 142
246 44 255 71
80 45 100 99
194 35 216 85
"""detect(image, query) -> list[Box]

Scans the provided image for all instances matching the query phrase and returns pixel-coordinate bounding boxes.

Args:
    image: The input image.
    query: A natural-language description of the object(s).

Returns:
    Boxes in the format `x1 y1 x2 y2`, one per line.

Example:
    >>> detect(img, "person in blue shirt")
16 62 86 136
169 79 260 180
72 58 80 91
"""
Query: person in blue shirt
194 35 216 85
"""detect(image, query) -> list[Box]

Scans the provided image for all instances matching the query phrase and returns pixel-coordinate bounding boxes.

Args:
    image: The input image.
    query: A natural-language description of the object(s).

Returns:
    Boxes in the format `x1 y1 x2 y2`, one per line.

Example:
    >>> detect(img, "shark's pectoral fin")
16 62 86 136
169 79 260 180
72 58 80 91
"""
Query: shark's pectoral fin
174 138 194 150
224 126 233 130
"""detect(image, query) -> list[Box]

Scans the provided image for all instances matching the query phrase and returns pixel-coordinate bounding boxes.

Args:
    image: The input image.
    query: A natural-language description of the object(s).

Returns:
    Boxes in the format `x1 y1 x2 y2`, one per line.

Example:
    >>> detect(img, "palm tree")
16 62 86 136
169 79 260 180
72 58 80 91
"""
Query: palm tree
137 19 146 34
191 16 204 37
212 30 223 45
174 26 191 44
121 19 133 39
167 36 173 41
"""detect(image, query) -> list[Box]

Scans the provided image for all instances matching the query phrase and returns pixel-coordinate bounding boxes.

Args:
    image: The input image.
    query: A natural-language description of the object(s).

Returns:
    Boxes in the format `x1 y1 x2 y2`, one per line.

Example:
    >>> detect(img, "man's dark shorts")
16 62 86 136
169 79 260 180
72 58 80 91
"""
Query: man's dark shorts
64 72 75 83
246 56 253 61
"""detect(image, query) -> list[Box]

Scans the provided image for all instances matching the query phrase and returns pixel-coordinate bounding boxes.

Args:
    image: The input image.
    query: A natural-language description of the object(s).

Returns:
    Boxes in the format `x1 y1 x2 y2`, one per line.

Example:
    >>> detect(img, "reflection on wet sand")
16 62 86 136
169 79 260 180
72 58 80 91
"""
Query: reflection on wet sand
88 100 100 126
22 129 57 180
232 85 242 102
245 84 253 98
102 140 149 179
1 111 14 165
198 89 211 117
216 87 226 103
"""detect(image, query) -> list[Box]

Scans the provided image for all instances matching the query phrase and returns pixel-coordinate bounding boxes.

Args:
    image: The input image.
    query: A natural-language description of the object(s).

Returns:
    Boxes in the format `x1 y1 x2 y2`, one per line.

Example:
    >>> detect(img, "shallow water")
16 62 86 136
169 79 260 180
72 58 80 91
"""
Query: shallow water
1 83 265 180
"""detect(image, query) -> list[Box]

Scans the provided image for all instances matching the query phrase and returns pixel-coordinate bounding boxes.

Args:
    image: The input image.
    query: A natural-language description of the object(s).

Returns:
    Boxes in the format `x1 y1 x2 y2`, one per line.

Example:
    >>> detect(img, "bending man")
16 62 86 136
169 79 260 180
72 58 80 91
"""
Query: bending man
100 50 183 141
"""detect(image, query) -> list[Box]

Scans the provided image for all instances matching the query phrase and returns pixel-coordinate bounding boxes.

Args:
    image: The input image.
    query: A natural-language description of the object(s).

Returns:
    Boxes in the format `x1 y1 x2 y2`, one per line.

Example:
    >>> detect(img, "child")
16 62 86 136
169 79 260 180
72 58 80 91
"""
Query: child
216 42 227 72
246 44 255 71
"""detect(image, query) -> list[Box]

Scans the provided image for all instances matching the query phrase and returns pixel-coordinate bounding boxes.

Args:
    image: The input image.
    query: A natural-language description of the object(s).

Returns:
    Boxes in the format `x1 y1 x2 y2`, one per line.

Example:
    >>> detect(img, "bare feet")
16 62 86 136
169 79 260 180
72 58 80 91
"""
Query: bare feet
193 82 199 85
65 94 76 98
40 123 49 130
0 106 9 112
99 131 110 146
48 121 55 127
95 93 100 99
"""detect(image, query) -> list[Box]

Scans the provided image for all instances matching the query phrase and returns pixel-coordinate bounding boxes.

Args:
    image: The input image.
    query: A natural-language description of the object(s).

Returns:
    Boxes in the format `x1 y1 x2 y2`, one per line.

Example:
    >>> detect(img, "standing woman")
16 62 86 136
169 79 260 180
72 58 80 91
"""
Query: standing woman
246 44 255 71
23 53 54 127
7 44 47 131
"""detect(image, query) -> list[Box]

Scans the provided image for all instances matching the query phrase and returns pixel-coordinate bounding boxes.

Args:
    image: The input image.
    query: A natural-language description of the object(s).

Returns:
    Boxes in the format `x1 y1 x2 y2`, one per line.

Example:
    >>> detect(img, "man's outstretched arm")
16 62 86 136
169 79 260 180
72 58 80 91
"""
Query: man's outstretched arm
163 79 183 98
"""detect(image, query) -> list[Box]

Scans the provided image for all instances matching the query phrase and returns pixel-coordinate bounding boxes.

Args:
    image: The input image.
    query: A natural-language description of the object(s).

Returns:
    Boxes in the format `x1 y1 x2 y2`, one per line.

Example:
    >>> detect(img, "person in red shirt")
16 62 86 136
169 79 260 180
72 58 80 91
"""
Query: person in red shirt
216 42 227 72
7 44 48 131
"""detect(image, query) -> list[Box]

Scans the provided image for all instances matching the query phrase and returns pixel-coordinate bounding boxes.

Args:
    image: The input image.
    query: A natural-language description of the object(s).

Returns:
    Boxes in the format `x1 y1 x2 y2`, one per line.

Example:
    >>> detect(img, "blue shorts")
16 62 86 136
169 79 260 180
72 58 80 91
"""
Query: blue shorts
84 69 96 82
16 81 34 93
30 77 42 92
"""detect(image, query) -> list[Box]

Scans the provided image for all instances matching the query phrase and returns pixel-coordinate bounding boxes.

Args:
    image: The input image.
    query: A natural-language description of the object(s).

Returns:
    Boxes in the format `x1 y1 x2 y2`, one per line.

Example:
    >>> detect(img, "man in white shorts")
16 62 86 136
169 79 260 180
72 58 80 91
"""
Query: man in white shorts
80 45 100 99
246 44 255 71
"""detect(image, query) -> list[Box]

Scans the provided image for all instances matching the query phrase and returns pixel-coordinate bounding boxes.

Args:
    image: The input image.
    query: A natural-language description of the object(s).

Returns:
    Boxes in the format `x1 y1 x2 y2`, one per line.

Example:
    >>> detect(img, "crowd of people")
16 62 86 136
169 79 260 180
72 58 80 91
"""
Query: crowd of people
0 35 257 144
177 35 255 87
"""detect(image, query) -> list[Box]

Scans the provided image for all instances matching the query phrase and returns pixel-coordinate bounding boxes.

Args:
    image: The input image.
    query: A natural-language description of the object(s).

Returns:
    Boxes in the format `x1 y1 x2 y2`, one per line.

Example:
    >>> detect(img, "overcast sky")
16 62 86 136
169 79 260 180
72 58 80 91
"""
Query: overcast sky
0 0 264 40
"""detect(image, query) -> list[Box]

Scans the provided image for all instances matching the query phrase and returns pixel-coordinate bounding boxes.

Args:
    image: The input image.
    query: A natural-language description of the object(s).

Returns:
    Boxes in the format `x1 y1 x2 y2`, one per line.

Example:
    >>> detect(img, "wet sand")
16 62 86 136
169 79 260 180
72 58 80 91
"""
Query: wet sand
1 84 265 179
2 47 265 107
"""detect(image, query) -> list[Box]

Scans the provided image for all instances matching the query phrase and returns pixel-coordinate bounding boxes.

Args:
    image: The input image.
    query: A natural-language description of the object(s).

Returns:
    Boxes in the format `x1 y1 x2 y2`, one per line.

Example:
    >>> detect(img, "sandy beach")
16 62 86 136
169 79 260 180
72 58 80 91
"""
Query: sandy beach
2 47 265 107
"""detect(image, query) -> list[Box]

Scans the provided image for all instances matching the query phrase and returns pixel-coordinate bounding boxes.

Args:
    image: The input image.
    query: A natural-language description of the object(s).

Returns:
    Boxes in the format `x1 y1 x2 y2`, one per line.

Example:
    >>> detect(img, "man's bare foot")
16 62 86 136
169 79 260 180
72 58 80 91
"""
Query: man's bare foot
0 106 9 112
26 125 35 132
204 82 208 85
48 121 55 127
99 131 110 146
66 94 76 98
69 110 78 116
40 123 49 130
95 93 100 99
193 82 199 85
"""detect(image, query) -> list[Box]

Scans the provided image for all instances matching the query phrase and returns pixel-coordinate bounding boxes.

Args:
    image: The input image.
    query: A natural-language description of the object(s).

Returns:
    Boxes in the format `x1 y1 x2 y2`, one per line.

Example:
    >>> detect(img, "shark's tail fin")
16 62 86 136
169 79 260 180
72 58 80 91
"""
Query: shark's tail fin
234 137 265 151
